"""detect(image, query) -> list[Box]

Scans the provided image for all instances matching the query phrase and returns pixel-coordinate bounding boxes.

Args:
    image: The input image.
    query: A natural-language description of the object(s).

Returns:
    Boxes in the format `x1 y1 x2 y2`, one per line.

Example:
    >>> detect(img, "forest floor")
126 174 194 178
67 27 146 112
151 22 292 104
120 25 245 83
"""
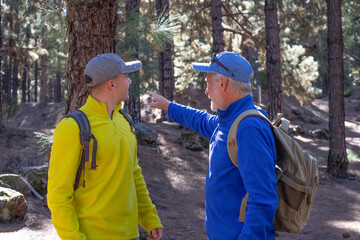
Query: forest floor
0 86 359 240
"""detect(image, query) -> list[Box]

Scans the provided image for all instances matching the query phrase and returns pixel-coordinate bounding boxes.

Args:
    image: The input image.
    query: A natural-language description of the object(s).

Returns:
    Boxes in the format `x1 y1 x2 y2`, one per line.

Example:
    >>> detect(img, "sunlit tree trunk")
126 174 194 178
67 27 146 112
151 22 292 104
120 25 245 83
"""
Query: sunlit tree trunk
326 0 347 177
156 0 175 120
125 0 141 123
40 26 48 107
211 0 225 54
265 0 282 120
65 0 118 114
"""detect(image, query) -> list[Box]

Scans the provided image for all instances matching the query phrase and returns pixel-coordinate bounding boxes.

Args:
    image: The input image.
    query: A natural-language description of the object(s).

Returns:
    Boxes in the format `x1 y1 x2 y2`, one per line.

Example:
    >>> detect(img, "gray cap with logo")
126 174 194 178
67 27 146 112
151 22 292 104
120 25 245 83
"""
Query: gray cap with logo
85 53 142 86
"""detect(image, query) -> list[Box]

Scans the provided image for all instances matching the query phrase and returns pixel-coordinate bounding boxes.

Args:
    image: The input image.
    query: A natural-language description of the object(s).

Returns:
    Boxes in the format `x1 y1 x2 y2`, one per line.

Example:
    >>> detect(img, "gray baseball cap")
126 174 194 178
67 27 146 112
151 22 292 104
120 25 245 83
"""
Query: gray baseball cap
85 53 142 86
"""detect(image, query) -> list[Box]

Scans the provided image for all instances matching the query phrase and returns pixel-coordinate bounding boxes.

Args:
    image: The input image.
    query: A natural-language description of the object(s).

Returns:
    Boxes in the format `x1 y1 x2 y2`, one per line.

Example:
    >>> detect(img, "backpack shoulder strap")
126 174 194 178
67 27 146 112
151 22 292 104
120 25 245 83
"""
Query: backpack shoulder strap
67 110 98 190
227 109 271 167
119 108 136 134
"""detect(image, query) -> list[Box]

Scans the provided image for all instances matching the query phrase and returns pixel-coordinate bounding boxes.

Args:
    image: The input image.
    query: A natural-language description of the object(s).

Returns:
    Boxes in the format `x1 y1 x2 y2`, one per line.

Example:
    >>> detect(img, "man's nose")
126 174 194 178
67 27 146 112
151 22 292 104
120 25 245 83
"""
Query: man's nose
205 88 209 95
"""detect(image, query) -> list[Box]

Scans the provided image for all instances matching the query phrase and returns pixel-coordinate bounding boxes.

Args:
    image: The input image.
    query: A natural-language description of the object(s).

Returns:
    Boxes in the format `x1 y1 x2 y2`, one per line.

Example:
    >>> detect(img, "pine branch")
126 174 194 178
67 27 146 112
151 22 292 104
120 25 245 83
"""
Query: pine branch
34 131 53 155
346 49 360 61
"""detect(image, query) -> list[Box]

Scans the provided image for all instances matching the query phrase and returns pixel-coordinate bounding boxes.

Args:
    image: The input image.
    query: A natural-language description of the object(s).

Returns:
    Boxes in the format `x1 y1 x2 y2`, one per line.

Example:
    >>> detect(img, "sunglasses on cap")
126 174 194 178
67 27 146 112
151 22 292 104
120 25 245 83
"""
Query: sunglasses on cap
212 54 235 77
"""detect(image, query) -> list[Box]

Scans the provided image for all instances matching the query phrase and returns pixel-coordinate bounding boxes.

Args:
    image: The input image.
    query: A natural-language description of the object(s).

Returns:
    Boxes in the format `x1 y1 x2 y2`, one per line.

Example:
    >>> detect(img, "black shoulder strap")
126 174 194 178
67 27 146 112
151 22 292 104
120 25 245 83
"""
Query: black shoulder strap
119 108 136 134
67 110 98 190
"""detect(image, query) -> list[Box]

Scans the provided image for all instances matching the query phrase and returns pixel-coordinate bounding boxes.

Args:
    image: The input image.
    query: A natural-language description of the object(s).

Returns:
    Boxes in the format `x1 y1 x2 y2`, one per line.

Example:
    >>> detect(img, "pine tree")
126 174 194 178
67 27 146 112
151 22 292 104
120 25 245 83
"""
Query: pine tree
156 0 175 120
265 0 282 119
64 0 118 113
124 0 141 123
211 0 224 53
326 0 348 177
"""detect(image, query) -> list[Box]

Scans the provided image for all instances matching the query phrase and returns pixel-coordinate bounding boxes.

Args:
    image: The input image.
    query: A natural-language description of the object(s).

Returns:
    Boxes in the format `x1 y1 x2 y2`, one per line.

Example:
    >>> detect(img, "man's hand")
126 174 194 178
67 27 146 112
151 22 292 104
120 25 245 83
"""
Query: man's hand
146 91 170 111
147 228 163 240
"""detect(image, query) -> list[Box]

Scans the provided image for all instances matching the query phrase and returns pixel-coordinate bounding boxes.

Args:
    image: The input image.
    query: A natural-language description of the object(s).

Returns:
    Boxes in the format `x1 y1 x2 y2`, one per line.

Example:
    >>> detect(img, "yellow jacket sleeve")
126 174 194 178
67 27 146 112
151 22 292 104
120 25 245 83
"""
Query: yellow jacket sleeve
133 150 163 233
47 118 86 240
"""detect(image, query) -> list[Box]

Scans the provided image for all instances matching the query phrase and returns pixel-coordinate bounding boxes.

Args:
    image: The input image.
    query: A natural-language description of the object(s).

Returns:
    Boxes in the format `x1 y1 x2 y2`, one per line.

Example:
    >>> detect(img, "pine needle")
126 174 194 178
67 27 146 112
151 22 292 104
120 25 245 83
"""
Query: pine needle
34 131 53 155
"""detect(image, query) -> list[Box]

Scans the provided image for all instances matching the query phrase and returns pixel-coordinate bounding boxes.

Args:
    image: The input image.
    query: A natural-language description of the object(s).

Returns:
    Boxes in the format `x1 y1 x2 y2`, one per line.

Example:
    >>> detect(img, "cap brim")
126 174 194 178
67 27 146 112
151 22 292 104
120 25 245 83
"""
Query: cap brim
192 63 217 73
123 60 142 73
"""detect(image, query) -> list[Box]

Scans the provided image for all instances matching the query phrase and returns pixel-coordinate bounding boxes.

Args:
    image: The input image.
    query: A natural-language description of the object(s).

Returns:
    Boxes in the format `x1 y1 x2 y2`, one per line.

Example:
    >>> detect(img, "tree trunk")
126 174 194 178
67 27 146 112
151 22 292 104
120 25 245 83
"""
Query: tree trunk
34 59 38 102
211 0 225 54
34 34 38 102
4 58 12 104
156 0 175 120
265 0 282 120
0 7 2 124
54 72 62 103
125 0 141 123
326 0 348 178
12 59 18 102
22 67 27 103
65 0 118 114
27 64 31 102
40 26 48 107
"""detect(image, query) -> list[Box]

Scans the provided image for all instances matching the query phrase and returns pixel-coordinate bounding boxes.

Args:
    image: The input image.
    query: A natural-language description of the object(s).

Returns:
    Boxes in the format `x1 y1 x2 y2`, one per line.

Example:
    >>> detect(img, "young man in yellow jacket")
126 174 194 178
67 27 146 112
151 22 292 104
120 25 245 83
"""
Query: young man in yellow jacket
48 53 163 240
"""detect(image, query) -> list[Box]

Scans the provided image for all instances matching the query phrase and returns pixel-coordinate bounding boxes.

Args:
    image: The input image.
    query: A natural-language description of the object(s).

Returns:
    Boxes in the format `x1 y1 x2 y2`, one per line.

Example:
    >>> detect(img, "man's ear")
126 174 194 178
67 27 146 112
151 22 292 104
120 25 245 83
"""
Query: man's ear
219 76 229 92
106 79 115 90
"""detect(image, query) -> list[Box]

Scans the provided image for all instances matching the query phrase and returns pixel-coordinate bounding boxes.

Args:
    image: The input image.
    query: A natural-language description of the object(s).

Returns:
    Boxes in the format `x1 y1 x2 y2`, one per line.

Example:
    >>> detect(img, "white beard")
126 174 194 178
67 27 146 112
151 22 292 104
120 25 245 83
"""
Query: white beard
210 101 218 113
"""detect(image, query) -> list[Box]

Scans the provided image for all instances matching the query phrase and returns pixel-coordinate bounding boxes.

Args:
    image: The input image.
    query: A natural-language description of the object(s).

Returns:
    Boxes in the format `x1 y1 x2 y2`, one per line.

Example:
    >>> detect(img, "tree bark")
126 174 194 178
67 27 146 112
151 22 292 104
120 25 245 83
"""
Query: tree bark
22 67 27 103
326 0 348 177
265 0 282 120
12 59 18 101
125 0 141 123
4 58 12 104
65 0 118 114
40 26 48 107
54 72 62 103
156 0 175 120
34 34 38 102
211 0 225 54
34 59 38 102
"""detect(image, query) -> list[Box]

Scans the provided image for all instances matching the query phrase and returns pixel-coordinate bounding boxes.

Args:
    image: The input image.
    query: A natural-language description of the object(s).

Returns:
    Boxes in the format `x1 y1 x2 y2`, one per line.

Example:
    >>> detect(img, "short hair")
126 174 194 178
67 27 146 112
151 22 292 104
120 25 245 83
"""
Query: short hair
214 73 252 96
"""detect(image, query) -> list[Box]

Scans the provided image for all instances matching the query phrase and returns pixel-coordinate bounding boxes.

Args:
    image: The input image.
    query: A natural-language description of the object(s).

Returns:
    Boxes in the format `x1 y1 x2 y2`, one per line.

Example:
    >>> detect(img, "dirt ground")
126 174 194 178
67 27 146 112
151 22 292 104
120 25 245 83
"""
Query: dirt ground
0 86 359 240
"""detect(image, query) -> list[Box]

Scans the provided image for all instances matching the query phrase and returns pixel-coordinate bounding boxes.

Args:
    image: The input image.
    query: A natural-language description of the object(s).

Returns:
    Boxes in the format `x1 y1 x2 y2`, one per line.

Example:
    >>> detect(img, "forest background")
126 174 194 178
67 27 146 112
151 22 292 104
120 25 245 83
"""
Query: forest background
0 0 359 239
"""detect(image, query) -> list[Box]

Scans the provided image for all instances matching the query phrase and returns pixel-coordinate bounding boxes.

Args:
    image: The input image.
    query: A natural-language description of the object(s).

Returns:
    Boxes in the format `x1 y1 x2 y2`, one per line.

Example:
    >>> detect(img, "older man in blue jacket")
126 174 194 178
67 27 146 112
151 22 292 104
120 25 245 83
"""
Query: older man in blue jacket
148 52 278 240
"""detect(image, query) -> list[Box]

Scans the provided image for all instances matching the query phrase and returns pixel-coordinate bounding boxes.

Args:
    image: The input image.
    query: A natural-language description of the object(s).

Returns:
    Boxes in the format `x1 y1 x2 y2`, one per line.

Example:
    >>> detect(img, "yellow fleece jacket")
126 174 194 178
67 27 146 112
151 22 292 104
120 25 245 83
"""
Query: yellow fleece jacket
48 95 162 240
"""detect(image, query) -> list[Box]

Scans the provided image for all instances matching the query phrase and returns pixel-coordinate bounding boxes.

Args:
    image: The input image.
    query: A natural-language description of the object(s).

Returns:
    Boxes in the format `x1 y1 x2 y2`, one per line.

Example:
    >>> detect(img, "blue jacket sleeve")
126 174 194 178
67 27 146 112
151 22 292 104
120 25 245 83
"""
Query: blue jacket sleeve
237 117 278 240
168 102 218 139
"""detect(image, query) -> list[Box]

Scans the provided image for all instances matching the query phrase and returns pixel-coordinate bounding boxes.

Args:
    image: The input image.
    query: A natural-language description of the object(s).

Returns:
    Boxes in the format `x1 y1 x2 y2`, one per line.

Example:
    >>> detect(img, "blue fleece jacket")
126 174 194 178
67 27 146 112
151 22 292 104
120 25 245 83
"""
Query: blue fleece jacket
168 95 278 240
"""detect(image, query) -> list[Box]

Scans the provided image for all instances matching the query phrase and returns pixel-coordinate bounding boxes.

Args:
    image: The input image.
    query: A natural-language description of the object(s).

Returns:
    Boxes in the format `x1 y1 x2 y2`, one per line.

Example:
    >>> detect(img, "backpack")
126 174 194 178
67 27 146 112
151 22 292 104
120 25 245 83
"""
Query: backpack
66 109 135 191
227 109 319 233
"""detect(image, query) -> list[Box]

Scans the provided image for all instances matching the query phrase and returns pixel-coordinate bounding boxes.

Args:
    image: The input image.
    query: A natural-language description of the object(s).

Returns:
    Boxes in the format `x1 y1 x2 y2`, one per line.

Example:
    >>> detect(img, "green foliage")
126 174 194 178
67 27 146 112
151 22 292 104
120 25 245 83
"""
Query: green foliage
5 100 18 118
281 44 321 105
346 149 358 164
117 1 179 93
34 131 53 155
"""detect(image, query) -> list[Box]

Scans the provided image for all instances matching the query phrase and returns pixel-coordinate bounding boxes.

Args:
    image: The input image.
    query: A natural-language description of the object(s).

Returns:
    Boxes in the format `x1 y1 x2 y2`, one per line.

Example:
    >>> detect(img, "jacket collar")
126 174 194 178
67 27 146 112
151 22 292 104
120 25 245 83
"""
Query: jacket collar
85 95 123 119
216 95 255 123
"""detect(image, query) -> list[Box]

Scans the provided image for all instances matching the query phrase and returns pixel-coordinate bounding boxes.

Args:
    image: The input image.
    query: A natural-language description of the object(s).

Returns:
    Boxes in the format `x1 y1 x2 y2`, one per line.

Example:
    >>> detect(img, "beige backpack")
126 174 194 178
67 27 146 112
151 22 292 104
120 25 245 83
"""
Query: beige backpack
227 109 319 233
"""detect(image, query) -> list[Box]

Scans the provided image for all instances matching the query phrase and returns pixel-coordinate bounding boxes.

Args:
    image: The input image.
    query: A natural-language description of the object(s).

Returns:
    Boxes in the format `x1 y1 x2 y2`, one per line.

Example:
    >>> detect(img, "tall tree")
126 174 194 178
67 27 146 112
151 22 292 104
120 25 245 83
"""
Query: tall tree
40 25 48 107
326 0 348 177
211 0 225 54
65 0 118 113
125 0 141 123
265 0 282 120
54 72 62 102
156 0 175 120
0 3 2 125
